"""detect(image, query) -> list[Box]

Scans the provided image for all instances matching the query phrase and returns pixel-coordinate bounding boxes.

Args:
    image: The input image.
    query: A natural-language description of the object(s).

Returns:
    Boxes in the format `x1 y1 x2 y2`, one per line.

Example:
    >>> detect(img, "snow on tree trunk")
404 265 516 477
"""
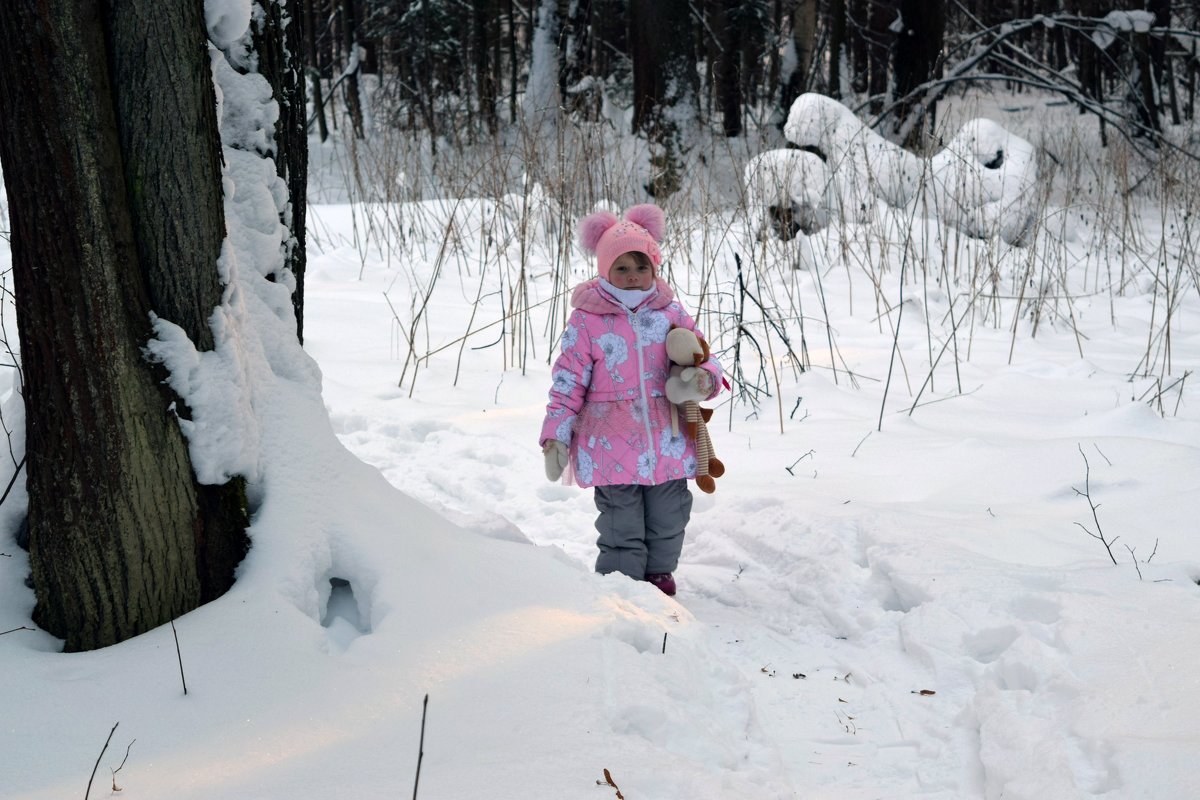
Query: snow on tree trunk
252 0 309 343
524 0 561 133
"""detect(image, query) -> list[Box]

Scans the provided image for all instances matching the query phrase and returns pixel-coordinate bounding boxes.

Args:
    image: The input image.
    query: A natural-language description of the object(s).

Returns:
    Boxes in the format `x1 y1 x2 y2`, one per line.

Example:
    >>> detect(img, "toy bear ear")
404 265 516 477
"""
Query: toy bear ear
578 210 619 253
624 203 665 242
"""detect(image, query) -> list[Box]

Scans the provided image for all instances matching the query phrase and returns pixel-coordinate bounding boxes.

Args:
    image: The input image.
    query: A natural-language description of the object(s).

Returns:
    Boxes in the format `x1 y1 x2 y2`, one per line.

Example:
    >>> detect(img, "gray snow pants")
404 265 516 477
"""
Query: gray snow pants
593 479 693 580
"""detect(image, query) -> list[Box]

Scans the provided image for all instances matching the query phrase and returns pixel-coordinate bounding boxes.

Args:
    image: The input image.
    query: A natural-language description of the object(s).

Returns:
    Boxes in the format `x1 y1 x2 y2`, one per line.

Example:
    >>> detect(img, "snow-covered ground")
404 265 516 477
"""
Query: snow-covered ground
3 93 1200 799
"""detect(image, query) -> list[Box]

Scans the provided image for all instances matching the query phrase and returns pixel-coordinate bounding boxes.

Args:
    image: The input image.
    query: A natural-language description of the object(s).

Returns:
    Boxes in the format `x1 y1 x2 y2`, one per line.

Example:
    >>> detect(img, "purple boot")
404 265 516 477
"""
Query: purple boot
644 572 676 596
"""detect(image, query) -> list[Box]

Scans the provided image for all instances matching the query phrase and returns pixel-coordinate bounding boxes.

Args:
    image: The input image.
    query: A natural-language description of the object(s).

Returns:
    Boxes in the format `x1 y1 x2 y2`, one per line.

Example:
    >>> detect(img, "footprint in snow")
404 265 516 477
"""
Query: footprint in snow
321 576 371 651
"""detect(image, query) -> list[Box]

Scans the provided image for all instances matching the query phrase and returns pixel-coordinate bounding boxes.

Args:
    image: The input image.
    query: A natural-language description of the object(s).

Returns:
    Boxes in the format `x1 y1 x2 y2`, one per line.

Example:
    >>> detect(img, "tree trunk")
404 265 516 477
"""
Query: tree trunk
715 0 743 137
254 0 309 343
848 0 869 93
630 0 697 196
472 0 500 136
0 0 248 651
1133 29 1162 140
559 0 597 117
339 0 365 138
1149 0 1175 127
783 0 818 112
304 0 329 142
867 0 892 114
829 0 847 98
892 0 945 147
507 0 519 124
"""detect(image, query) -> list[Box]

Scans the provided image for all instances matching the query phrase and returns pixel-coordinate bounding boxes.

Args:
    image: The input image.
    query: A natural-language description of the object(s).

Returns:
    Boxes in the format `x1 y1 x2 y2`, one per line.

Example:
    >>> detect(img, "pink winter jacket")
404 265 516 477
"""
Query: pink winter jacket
540 278 723 488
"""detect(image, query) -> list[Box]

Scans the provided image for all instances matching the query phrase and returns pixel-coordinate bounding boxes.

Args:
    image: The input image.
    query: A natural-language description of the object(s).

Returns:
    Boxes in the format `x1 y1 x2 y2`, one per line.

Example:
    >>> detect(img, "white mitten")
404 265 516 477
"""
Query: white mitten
665 366 713 404
543 440 569 481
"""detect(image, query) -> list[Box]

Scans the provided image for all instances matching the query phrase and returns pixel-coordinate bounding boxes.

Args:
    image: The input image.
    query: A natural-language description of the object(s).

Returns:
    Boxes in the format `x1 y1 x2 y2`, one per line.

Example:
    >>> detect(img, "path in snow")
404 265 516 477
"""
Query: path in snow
310 321 1200 799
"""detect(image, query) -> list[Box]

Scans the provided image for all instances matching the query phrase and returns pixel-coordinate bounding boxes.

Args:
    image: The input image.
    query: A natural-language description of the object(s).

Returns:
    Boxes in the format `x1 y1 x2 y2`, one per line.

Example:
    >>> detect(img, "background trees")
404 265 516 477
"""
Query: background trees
305 1 1200 166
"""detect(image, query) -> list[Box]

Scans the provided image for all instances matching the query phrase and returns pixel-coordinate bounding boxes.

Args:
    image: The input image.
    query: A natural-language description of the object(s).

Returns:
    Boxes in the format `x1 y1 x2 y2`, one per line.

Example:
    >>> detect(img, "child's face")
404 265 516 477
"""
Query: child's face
609 252 654 290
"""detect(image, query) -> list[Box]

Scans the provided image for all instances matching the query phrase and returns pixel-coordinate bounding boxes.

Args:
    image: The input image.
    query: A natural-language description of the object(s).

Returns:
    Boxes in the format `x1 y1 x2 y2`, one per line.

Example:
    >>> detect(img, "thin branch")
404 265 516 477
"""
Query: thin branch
0 456 26 508
85 723 118 800
413 693 428 800
170 619 187 696
1073 445 1119 565
110 738 135 792
1125 544 1144 580
0 625 34 636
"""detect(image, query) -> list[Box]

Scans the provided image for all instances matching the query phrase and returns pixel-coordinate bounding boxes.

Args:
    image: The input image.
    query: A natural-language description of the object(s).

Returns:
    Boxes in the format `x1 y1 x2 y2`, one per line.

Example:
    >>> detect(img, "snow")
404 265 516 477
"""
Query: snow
742 149 831 238
782 94 1038 243
3 86 1200 800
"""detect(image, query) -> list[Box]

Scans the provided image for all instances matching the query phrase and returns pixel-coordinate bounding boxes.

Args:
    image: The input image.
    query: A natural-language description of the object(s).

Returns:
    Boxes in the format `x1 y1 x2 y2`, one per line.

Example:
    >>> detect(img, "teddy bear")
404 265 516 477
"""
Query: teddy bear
665 326 725 493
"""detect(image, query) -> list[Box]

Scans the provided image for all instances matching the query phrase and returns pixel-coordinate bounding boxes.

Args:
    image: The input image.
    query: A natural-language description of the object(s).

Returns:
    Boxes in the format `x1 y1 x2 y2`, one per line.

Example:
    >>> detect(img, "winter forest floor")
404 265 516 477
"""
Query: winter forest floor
3 90 1200 798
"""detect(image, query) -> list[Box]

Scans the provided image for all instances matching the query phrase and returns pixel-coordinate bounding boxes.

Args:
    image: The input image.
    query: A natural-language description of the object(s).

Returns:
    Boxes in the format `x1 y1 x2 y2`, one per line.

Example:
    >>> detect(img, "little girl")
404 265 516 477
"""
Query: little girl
540 204 723 596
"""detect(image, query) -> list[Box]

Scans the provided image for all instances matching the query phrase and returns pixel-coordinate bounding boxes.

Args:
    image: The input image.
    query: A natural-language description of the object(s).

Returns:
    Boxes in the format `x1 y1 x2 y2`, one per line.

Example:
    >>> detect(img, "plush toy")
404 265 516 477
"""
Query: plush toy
665 327 725 493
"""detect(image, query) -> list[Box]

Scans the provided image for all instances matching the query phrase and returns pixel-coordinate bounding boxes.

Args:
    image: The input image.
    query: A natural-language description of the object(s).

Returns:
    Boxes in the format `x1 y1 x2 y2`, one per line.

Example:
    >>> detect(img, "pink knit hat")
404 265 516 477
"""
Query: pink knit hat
577 204 665 281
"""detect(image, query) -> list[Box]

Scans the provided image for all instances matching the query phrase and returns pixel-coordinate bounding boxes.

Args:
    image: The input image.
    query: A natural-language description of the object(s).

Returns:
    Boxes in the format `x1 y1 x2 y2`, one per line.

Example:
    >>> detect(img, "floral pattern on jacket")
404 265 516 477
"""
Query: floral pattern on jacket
540 278 723 488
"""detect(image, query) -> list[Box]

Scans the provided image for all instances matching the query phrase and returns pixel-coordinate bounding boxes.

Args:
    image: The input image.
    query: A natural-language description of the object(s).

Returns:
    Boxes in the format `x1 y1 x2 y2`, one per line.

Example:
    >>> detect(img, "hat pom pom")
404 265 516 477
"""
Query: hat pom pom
624 204 665 242
578 211 619 253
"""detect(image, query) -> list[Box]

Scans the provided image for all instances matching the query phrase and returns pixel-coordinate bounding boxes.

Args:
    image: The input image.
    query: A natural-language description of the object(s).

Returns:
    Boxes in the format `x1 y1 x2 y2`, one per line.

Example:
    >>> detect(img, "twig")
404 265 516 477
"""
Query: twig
662 632 668 654
85 723 118 800
1 625 34 636
877 231 913 432
1125 545 1144 580
785 451 815 475
0 455 25 509
111 738 135 792
1073 445 1119 565
413 694 429 800
170 620 187 696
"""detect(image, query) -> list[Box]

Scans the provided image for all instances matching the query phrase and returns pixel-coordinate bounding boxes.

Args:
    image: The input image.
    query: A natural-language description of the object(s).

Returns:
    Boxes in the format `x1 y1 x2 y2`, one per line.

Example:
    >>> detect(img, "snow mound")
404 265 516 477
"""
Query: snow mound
928 118 1038 245
778 94 1038 244
742 149 831 239
784 93 921 215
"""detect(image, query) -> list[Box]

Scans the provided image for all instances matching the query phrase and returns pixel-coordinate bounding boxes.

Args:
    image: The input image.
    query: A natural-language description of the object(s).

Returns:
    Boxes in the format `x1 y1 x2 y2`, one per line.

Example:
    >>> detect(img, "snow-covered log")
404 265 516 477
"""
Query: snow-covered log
928 119 1038 245
783 93 922 216
742 149 831 240
781 94 1038 245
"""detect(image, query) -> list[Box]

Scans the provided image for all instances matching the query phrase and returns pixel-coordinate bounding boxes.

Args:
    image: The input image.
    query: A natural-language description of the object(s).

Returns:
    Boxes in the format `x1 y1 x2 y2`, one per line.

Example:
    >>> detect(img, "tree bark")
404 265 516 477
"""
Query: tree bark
0 0 248 651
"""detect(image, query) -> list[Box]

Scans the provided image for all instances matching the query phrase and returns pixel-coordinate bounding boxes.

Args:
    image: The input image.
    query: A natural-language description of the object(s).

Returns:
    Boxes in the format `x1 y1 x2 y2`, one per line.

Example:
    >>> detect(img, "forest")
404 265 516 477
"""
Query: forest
305 0 1200 181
